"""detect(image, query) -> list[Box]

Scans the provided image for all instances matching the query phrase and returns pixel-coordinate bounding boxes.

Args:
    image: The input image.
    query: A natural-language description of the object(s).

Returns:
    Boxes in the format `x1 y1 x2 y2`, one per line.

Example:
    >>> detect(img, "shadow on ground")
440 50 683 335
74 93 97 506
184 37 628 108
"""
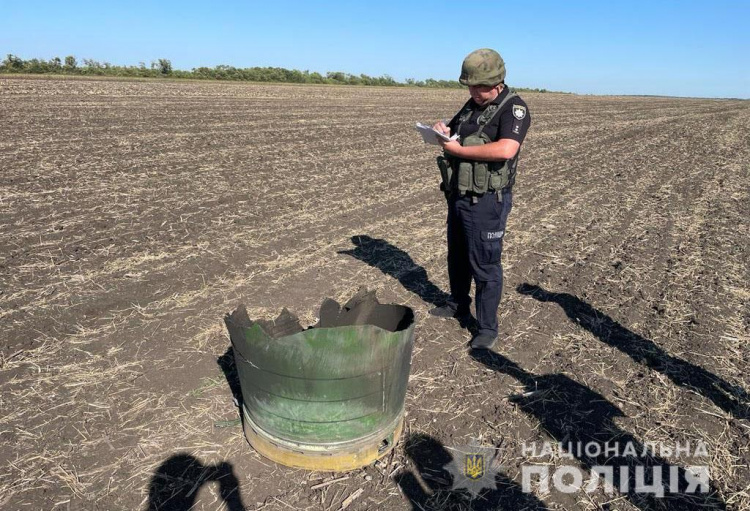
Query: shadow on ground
470 349 727 510
394 433 548 511
340 235 477 333
517 283 749 419
146 453 246 511
339 235 450 307
217 347 243 408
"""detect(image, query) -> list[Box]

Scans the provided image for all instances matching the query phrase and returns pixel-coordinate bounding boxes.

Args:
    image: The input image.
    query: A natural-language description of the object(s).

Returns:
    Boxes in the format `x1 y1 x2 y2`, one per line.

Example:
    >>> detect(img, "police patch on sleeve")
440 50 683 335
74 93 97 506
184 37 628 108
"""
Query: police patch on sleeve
512 104 527 120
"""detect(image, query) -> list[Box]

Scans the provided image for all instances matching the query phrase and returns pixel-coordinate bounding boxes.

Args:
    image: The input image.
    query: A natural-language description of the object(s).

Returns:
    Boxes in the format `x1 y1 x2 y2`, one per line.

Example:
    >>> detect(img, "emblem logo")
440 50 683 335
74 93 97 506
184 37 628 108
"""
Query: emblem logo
445 442 503 496
512 104 527 120
465 454 484 480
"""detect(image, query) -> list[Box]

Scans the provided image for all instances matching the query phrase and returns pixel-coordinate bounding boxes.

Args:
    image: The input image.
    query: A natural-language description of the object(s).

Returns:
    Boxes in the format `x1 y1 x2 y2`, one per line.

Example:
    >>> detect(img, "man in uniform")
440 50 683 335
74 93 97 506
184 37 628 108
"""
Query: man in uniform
430 48 531 350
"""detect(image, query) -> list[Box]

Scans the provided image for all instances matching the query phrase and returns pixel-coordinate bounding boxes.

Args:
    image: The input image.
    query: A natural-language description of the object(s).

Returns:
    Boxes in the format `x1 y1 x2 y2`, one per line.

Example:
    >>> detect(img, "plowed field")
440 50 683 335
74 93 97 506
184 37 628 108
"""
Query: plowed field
1 76 748 510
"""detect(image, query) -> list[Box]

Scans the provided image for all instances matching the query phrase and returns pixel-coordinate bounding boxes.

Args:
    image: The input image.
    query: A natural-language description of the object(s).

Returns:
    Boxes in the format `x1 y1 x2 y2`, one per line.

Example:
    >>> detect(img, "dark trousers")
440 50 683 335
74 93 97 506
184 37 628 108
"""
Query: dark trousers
446 191 513 336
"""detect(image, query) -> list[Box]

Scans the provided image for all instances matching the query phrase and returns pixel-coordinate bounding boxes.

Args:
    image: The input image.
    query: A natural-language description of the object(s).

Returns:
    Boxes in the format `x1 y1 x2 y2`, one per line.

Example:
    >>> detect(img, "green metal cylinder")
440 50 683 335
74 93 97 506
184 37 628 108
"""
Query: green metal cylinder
225 291 415 469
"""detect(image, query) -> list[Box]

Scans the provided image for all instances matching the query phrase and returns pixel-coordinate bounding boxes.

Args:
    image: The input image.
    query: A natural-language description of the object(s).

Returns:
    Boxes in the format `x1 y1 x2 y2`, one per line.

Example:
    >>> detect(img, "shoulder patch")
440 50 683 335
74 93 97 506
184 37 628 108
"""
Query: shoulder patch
512 104 527 120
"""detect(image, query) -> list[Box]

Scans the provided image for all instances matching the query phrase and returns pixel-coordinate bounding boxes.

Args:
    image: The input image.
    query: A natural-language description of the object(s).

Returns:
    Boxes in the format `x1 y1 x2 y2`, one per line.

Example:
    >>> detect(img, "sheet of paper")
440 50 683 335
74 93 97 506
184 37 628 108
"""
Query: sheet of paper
415 123 459 145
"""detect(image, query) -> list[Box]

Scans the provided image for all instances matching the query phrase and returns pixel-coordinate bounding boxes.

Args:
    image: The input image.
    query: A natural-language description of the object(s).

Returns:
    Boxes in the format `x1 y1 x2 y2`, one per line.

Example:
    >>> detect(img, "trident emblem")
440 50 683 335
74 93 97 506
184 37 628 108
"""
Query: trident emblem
465 453 485 480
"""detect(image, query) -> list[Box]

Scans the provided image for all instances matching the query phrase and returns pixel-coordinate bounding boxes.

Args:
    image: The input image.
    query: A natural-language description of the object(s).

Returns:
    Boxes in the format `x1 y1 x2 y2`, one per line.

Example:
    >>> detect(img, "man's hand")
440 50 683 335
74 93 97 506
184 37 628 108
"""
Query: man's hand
432 120 450 136
433 121 463 155
441 138 520 161
438 138 463 155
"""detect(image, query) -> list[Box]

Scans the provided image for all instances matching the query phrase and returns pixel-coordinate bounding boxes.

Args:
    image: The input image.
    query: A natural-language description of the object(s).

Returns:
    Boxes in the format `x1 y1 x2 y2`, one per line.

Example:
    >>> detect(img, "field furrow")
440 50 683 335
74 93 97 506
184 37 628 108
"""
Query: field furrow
1 77 748 511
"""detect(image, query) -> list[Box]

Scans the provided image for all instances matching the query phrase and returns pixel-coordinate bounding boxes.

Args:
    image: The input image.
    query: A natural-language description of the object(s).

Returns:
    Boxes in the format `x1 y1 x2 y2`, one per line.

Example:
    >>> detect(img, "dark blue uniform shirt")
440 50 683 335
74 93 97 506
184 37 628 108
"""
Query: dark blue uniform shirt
448 86 531 146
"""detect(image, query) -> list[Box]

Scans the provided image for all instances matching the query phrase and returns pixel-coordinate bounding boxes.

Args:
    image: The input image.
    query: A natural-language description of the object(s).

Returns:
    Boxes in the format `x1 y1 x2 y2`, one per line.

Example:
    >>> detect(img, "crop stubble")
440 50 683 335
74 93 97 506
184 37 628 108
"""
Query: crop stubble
0 77 748 510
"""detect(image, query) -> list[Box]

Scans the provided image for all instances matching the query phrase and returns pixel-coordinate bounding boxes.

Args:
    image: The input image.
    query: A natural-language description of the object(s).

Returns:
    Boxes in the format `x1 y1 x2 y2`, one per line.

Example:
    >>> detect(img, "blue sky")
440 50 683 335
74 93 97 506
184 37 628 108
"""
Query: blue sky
2 1 748 98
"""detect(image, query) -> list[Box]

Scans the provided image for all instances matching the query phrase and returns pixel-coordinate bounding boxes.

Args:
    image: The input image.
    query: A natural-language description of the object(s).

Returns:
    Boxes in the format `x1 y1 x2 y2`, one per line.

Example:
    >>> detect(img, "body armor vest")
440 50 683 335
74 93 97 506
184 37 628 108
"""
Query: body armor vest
437 91 519 202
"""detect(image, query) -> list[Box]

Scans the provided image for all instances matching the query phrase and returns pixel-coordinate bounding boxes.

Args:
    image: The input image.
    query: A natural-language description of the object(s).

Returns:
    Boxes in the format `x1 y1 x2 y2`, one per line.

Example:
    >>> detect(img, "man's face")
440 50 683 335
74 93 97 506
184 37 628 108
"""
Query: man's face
469 84 500 106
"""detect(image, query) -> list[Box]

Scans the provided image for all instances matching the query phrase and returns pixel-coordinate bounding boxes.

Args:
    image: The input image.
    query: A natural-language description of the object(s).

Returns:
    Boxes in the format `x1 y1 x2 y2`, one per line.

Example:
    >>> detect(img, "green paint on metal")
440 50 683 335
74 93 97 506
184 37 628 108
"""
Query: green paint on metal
225 290 415 445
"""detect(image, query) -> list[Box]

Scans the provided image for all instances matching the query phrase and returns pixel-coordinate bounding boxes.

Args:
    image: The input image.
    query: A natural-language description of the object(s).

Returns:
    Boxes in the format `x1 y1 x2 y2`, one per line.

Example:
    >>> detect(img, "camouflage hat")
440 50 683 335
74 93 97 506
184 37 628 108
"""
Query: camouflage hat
459 48 506 87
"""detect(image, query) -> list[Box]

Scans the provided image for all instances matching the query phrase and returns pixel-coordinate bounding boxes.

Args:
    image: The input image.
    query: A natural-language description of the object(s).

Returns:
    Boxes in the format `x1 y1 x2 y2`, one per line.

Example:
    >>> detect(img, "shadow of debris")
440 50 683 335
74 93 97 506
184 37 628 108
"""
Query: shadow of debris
147 453 246 511
340 235 451 307
340 235 477 333
217 346 243 408
394 433 548 511
517 283 749 419
470 350 726 510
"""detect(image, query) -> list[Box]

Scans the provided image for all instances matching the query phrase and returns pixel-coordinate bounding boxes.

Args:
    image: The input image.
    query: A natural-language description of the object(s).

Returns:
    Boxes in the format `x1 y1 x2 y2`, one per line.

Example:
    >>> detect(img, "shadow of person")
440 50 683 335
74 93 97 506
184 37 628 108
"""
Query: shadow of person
394 433 548 511
470 350 726 510
147 453 246 511
340 235 450 307
517 283 749 419
339 235 477 333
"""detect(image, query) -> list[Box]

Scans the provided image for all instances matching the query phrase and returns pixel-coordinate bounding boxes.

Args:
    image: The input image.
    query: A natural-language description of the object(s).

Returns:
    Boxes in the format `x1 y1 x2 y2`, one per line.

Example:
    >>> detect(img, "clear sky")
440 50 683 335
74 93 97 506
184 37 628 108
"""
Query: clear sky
2 1 748 98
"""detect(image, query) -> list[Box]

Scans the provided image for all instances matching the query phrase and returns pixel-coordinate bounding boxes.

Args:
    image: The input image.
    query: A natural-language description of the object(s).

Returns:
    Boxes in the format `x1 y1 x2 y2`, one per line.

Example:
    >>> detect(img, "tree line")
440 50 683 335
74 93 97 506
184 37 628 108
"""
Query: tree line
0 54 550 92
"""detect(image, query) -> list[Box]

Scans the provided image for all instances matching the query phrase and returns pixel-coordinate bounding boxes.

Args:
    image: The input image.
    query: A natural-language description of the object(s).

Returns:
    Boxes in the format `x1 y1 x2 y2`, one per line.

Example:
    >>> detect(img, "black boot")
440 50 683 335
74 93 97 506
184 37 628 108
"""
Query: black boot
470 332 497 350
429 304 470 319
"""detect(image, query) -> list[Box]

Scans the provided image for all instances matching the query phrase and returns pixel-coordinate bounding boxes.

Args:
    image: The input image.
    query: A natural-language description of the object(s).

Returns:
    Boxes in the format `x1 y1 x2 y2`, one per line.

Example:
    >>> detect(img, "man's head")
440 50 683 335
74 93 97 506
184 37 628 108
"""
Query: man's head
468 84 501 106
459 48 506 87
